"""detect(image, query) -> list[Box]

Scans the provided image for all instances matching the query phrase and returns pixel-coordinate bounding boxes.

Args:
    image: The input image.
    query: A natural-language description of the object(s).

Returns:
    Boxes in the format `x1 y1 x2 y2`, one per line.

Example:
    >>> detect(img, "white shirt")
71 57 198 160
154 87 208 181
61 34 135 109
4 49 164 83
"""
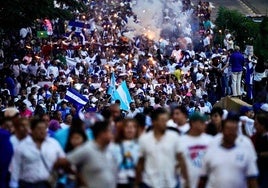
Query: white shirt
203 36 210 47
10 135 22 150
47 65 59 78
200 106 210 114
200 143 258 188
171 49 182 63
178 123 190 135
126 109 140 118
181 64 191 74
20 64 28 73
179 134 213 188
212 133 257 160
10 136 65 187
138 131 181 188
239 116 255 137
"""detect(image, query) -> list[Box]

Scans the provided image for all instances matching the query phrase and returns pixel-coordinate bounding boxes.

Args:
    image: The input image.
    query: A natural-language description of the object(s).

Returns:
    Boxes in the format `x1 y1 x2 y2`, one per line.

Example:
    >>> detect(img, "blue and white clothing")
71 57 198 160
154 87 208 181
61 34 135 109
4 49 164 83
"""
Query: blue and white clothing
113 140 139 184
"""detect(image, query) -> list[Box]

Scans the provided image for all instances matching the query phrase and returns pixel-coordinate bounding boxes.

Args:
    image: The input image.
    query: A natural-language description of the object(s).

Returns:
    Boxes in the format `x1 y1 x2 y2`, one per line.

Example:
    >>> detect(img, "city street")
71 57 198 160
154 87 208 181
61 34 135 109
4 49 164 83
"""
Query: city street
193 0 268 20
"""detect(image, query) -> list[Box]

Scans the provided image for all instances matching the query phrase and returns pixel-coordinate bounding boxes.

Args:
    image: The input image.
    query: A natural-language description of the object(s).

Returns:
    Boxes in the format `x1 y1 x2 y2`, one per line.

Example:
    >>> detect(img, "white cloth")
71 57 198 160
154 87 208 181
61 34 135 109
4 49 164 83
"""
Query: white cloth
138 131 181 188
200 142 258 188
239 116 255 136
179 134 213 188
211 133 257 160
126 109 140 118
47 65 59 78
10 136 65 187
200 106 210 114
171 49 182 63
178 123 190 135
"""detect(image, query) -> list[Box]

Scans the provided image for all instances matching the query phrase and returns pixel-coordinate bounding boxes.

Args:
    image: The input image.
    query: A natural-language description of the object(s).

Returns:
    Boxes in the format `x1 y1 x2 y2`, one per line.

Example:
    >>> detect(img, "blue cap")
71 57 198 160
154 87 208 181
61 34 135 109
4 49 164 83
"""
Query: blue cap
240 106 253 115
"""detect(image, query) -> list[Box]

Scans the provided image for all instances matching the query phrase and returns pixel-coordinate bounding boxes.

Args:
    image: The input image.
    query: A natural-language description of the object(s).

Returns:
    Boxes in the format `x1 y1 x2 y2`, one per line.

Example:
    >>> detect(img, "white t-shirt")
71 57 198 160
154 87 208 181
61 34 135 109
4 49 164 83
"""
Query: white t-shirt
178 123 190 135
126 109 140 118
200 143 258 188
138 131 181 188
212 133 257 160
47 65 59 78
171 49 182 63
239 116 255 137
179 133 213 188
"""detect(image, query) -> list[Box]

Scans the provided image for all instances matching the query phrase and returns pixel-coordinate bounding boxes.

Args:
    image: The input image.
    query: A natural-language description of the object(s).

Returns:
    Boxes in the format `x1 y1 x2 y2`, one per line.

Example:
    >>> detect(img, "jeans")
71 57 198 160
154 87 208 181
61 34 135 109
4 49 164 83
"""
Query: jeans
231 71 242 96
222 73 231 96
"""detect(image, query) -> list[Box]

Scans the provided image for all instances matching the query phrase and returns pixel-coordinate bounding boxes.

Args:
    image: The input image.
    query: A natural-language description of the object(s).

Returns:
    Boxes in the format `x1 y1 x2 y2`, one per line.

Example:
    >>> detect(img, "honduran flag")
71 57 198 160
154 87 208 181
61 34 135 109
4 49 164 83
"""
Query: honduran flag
65 87 89 110
112 81 133 111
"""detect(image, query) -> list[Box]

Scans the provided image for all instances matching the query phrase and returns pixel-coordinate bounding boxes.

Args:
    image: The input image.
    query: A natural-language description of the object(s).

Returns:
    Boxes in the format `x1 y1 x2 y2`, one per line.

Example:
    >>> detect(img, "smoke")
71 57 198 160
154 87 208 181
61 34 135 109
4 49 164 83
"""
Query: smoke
125 0 194 41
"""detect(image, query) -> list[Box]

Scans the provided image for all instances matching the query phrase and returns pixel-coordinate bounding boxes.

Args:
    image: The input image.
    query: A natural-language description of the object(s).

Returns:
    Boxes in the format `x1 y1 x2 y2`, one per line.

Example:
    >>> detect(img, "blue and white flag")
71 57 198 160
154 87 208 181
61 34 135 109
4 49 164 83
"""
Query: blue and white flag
113 81 132 111
107 72 116 98
65 88 89 109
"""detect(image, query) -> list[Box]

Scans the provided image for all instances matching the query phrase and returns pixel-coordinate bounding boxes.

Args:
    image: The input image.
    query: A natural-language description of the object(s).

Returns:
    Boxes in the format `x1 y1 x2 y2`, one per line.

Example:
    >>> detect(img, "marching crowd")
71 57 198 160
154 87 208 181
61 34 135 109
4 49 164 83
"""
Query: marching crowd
0 0 268 187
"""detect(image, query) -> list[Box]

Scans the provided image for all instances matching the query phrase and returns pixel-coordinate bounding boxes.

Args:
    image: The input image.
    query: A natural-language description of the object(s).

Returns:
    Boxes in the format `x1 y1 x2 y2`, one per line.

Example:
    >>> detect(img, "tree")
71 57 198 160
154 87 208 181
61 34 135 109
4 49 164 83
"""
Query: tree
214 7 268 61
254 17 268 63
0 0 87 30
214 7 260 49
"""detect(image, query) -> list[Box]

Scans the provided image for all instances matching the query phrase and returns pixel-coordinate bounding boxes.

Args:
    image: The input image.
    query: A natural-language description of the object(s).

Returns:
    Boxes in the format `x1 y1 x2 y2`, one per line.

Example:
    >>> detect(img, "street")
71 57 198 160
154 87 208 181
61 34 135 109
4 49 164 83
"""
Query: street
193 0 268 20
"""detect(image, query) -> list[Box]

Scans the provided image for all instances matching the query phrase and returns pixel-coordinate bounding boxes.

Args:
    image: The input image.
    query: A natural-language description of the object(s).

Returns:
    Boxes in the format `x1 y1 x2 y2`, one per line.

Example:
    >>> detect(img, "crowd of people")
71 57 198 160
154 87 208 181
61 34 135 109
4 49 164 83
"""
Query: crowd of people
0 0 268 187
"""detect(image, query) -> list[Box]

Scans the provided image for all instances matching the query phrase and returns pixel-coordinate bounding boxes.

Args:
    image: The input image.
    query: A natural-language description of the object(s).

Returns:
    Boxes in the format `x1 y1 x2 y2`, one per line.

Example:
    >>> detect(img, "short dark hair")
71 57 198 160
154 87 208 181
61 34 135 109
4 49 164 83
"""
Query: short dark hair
134 113 146 128
211 107 224 117
255 113 268 131
91 121 110 138
143 106 154 115
151 108 168 122
222 112 240 129
30 118 46 130
177 105 189 118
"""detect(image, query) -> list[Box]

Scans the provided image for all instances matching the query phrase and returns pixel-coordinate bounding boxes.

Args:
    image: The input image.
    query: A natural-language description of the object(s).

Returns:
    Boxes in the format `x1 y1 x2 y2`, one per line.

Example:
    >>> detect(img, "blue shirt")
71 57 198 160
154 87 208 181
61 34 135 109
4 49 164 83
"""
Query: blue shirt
230 52 244 72
0 129 13 188
53 127 93 149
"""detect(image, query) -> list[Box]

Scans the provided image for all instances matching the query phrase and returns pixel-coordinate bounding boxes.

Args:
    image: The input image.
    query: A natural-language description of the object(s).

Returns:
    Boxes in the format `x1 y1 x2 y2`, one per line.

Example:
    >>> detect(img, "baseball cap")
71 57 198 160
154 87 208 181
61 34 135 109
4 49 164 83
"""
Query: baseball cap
240 106 253 115
189 112 208 122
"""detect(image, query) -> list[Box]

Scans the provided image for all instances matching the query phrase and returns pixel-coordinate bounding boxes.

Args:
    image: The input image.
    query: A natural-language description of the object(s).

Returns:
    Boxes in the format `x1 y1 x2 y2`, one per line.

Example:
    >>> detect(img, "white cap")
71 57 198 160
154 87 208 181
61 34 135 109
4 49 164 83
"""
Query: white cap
260 103 268 112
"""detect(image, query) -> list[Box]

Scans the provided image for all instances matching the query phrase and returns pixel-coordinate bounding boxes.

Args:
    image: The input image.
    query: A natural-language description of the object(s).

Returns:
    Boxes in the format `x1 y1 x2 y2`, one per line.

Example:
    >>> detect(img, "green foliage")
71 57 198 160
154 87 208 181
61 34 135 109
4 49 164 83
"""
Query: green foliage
0 0 87 30
215 7 259 48
215 7 268 61
256 17 268 62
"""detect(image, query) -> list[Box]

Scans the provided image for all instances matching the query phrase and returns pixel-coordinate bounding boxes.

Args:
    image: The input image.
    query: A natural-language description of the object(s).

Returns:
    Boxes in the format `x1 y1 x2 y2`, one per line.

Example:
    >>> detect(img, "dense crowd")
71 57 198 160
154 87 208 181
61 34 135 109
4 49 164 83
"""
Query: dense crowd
0 0 268 188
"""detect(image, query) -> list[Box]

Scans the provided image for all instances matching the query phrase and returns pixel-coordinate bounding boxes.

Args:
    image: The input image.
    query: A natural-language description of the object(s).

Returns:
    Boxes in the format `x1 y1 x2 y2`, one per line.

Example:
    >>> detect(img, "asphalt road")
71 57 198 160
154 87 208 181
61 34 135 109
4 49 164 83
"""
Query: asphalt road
192 0 268 20
245 0 268 15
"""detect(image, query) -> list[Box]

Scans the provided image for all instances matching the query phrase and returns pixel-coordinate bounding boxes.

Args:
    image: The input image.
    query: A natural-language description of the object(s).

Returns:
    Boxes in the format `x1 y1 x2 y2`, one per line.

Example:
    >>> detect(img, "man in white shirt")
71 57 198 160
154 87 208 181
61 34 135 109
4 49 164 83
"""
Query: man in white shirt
126 102 140 118
179 112 213 188
167 105 190 135
10 118 65 188
10 117 30 150
198 113 258 188
171 45 182 63
135 108 189 188
47 60 59 78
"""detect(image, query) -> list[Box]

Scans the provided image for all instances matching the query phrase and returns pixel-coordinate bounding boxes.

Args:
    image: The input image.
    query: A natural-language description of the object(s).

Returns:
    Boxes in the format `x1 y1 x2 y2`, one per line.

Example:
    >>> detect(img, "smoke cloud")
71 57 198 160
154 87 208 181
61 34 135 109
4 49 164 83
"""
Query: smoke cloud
125 0 194 41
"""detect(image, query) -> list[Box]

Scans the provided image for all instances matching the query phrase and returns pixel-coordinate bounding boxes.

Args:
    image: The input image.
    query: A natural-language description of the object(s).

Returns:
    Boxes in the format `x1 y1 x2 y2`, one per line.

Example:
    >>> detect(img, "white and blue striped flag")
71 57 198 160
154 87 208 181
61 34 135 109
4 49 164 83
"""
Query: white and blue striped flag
112 81 132 111
65 88 89 109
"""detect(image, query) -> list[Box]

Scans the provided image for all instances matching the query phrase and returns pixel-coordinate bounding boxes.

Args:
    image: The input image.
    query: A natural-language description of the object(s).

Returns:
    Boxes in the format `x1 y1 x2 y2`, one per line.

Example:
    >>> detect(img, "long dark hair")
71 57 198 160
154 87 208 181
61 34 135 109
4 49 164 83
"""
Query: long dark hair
65 118 88 153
